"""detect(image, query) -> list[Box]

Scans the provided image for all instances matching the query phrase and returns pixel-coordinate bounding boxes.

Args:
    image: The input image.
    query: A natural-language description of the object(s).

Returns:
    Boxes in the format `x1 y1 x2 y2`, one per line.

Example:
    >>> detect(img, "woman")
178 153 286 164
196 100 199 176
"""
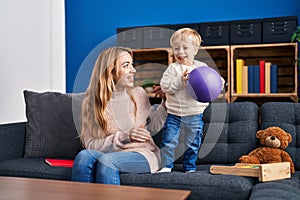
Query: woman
71 47 167 185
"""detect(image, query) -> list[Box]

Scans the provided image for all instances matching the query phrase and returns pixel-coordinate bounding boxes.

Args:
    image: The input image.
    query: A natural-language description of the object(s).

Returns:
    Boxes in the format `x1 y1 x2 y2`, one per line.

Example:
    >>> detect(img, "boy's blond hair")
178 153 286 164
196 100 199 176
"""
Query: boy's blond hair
170 28 202 47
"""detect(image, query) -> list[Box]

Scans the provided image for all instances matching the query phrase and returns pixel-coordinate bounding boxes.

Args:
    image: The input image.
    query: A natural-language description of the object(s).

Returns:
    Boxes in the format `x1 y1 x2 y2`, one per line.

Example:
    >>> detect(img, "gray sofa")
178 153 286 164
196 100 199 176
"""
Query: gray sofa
0 90 299 200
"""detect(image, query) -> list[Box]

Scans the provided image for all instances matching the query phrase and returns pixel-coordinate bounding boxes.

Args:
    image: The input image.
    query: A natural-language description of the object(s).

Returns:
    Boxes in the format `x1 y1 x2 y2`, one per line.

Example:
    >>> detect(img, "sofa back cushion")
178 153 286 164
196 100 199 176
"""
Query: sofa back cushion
24 90 84 158
198 102 259 164
164 102 259 165
261 102 300 171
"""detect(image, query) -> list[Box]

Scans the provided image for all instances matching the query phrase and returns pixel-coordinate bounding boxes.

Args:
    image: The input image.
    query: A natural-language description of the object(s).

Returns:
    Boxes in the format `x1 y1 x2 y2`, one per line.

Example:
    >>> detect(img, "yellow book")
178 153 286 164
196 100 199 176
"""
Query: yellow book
236 59 245 94
265 62 271 94
242 66 248 94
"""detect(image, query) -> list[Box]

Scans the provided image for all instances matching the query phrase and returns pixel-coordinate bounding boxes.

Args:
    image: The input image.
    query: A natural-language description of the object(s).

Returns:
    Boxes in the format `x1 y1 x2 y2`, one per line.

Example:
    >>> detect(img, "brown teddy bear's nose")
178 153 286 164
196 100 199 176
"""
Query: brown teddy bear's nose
271 136 276 140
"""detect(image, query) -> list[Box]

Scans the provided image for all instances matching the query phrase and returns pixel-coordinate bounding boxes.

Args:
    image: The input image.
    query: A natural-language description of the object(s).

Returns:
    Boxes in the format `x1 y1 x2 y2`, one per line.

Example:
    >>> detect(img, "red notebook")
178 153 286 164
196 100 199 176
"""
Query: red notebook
45 158 74 168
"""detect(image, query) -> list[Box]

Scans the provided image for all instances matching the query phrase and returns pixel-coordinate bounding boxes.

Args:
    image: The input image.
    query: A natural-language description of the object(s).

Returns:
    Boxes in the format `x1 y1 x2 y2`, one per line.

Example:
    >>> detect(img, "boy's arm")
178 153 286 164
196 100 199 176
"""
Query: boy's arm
160 64 184 94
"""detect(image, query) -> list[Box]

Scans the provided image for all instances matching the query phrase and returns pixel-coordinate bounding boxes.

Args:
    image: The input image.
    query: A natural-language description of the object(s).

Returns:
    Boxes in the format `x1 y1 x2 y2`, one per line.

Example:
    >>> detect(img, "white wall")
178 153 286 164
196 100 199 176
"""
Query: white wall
0 0 65 124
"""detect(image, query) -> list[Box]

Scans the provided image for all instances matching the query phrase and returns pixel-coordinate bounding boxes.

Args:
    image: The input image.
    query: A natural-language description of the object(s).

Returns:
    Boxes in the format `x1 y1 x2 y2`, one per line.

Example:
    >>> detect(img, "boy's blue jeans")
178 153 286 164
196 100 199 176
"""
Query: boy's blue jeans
71 150 150 185
161 113 203 171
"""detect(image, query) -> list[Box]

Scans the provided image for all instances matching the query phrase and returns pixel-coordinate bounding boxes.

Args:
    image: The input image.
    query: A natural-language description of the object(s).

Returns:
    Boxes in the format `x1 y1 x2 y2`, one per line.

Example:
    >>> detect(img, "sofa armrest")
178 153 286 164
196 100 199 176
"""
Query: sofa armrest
0 122 26 161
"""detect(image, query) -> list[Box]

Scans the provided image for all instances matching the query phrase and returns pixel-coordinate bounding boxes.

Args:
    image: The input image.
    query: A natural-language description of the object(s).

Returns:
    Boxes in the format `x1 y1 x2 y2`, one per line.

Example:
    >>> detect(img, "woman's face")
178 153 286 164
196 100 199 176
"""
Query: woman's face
115 51 136 91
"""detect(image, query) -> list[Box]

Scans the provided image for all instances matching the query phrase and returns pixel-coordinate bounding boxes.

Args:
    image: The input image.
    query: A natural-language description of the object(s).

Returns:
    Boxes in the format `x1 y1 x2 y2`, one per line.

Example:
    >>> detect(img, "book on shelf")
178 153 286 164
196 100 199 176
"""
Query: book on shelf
45 158 74 168
270 64 278 93
236 59 245 94
259 60 265 93
265 62 271 94
247 65 254 93
235 59 280 95
253 65 260 93
242 65 248 94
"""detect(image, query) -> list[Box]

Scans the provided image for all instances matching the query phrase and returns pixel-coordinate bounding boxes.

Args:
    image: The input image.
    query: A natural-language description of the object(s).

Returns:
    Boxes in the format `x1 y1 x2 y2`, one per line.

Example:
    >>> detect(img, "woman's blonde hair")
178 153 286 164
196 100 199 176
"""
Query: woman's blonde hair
170 27 202 47
80 46 136 141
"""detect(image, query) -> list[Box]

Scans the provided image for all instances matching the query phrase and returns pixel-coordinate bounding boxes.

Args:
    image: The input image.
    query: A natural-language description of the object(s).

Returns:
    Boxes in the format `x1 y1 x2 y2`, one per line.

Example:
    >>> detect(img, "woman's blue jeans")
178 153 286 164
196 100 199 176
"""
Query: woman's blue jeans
71 150 150 185
161 113 203 171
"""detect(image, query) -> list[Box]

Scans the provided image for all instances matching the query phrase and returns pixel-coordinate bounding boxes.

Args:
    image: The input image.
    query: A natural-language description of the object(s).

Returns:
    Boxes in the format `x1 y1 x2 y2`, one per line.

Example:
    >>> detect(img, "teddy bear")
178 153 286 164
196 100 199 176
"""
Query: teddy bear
238 126 295 174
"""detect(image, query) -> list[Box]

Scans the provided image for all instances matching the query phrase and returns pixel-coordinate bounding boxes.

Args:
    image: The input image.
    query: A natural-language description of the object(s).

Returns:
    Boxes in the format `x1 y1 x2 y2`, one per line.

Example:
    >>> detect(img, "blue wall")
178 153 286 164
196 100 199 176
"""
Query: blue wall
65 0 300 92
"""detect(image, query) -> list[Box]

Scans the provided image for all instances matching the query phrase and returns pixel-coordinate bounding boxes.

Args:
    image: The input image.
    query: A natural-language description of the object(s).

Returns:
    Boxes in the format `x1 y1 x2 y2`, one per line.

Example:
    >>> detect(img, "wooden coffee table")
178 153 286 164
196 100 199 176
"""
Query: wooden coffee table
0 176 191 200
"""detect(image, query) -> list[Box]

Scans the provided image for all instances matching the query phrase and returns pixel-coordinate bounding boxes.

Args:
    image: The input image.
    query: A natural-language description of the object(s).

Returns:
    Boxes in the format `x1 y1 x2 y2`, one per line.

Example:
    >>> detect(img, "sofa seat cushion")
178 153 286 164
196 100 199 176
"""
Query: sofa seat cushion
120 171 255 200
0 158 72 180
172 163 212 172
249 171 300 200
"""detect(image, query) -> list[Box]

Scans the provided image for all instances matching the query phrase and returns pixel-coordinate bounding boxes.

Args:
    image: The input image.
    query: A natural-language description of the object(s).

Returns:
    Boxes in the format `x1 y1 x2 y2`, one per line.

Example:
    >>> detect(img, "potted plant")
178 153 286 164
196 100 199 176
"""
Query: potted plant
291 26 300 43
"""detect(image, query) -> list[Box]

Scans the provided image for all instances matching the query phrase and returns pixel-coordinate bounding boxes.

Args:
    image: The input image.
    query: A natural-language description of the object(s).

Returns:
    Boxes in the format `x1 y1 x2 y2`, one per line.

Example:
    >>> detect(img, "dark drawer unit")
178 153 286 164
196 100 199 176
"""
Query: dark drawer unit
116 15 298 47
117 27 143 49
262 16 298 43
143 26 173 48
199 22 230 46
230 19 262 45
169 23 199 32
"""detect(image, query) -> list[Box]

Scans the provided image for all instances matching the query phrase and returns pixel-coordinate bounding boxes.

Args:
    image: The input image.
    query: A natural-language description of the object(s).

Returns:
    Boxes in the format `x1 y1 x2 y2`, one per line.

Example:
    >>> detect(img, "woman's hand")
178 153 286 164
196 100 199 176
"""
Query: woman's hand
129 127 152 143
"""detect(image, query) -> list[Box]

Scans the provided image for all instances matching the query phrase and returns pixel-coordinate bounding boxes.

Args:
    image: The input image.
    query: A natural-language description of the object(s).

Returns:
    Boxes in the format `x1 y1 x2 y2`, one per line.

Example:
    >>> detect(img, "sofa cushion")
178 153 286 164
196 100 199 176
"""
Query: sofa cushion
23 90 84 158
249 172 300 200
261 102 300 171
0 158 72 180
199 102 259 164
121 170 255 200
0 122 26 161
154 102 259 165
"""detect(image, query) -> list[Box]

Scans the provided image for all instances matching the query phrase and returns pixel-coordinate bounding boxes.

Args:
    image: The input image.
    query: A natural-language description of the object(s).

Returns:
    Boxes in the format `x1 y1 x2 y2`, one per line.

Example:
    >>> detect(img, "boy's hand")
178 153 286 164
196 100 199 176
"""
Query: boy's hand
182 69 189 82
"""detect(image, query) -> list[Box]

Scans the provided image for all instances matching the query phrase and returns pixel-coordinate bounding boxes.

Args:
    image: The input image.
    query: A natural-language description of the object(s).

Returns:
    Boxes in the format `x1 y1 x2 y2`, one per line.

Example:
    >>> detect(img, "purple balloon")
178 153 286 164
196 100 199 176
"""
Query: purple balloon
187 66 222 102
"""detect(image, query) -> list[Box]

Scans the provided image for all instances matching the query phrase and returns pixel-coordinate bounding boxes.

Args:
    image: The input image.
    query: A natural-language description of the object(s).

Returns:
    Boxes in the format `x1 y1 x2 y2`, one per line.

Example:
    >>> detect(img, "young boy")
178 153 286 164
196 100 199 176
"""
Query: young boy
158 28 224 173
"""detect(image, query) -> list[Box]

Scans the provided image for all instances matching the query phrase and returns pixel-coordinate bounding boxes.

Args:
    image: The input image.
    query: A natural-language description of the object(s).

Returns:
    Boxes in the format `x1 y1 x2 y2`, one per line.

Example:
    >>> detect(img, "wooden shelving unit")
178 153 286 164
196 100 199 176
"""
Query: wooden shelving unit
132 48 173 104
230 43 298 103
132 48 174 87
132 43 298 104
201 46 230 102
132 46 231 102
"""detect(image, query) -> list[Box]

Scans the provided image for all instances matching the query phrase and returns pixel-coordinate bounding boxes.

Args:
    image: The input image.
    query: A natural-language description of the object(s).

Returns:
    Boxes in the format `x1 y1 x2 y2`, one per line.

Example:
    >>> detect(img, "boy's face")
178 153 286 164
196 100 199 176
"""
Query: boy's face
172 36 198 66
